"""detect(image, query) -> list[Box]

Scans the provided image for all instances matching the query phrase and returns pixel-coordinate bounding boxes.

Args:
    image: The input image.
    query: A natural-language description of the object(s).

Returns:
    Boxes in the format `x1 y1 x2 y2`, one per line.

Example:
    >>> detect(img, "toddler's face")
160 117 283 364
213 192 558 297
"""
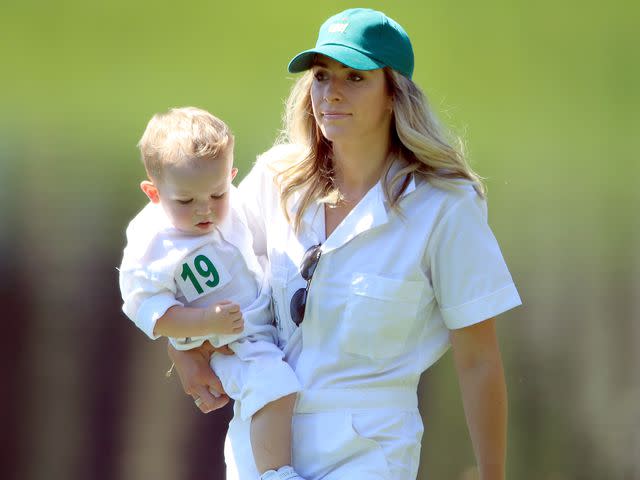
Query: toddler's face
156 152 237 235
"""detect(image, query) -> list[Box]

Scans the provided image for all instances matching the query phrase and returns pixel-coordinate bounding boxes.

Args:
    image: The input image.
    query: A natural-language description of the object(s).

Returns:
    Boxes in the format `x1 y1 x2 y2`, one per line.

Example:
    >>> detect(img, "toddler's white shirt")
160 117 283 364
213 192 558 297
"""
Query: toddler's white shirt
119 186 301 419
119 187 267 348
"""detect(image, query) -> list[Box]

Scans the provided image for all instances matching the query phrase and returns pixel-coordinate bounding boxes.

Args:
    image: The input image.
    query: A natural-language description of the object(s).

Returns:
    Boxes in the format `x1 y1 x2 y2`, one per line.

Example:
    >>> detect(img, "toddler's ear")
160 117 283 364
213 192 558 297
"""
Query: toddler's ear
140 180 160 203
231 167 238 180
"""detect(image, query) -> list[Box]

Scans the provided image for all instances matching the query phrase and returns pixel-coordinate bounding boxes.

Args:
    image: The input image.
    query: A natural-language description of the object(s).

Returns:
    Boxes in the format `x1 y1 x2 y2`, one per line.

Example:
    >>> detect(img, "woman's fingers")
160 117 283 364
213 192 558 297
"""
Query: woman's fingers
203 366 226 395
168 340 232 412
212 344 234 356
191 385 229 413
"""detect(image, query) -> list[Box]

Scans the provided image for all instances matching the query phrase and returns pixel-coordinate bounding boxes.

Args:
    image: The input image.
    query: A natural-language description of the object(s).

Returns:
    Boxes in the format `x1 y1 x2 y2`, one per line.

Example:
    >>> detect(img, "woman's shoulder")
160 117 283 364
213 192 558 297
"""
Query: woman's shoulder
254 143 307 174
415 175 484 208
238 143 307 214
406 176 488 231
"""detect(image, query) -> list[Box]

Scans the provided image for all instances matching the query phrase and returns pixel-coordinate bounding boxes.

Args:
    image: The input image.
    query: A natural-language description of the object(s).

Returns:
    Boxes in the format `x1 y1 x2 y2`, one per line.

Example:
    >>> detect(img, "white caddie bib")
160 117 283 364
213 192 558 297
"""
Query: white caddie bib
174 244 231 302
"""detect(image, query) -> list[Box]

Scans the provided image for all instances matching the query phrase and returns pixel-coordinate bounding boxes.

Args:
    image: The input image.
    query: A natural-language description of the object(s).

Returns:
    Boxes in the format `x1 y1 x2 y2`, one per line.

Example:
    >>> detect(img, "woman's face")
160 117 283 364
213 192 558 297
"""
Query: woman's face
310 55 393 145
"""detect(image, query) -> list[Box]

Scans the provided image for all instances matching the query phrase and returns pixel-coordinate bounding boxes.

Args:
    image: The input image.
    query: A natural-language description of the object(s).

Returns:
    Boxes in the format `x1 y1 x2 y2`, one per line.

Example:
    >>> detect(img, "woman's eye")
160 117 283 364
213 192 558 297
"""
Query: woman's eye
348 73 363 82
314 70 328 81
177 199 193 205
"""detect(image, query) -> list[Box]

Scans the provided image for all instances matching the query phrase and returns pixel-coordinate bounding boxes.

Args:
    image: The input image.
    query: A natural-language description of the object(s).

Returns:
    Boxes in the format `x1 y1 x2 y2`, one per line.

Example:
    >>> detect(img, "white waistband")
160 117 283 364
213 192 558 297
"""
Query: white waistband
295 387 418 413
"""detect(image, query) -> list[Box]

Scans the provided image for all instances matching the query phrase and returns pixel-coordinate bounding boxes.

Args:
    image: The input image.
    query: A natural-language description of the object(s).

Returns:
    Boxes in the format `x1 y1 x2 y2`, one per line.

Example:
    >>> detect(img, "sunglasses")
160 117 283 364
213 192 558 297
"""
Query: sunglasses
289 244 322 326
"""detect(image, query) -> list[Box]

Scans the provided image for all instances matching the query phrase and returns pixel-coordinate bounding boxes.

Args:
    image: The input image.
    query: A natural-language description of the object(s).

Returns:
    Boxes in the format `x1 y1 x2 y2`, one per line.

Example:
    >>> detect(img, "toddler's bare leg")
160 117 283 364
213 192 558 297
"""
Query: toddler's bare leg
250 393 296 473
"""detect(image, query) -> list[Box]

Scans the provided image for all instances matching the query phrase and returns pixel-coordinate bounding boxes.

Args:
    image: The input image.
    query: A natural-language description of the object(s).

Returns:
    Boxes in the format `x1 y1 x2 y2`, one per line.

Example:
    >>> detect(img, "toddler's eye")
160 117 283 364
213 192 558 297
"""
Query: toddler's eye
177 199 193 205
211 193 226 199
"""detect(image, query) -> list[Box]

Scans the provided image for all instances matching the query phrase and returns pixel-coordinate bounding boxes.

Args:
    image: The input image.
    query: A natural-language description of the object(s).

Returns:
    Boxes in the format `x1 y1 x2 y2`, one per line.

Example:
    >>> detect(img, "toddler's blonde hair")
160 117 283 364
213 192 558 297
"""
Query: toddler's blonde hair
138 106 233 180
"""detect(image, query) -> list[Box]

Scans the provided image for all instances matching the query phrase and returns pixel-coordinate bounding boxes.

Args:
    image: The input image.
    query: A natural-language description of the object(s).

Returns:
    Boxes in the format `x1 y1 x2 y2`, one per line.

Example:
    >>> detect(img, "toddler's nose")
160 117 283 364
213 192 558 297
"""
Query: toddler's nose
195 202 211 215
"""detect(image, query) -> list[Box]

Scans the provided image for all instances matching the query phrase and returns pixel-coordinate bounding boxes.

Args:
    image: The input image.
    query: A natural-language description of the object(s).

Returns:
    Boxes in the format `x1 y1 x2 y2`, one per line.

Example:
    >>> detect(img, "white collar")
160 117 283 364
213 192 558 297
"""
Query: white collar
290 158 417 253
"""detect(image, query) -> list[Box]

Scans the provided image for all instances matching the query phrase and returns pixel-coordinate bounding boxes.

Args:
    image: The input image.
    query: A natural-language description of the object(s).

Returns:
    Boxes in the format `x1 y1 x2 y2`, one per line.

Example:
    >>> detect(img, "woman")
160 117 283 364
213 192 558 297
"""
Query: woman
170 8 521 480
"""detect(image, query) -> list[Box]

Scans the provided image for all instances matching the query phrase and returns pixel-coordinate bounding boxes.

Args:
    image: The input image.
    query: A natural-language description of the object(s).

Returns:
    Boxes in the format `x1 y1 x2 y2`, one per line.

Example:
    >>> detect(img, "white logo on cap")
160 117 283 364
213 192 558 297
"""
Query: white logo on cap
328 23 349 33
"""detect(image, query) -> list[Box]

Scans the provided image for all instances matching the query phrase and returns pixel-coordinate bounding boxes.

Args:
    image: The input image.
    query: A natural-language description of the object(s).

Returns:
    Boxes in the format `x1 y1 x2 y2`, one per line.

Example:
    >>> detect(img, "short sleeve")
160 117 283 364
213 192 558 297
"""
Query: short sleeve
427 191 522 330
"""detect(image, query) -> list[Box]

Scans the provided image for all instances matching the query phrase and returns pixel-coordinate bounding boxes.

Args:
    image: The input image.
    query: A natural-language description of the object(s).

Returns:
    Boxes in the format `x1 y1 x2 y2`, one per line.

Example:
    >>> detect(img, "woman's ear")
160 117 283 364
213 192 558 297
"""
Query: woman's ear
140 180 160 203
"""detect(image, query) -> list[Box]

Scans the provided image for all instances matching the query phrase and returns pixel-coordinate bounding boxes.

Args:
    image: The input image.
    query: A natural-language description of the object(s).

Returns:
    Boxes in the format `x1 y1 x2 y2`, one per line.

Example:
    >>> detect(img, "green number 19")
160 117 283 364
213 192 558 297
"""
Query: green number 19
180 255 220 294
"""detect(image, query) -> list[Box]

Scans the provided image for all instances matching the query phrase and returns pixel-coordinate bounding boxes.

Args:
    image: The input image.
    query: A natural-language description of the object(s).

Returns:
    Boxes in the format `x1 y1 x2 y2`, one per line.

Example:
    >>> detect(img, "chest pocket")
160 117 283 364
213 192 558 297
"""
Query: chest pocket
340 273 427 359
174 245 231 302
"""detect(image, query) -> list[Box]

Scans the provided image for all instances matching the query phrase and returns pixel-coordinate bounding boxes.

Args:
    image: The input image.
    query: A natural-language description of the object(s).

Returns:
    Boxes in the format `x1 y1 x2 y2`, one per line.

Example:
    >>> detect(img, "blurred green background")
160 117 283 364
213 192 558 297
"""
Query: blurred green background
1 1 638 479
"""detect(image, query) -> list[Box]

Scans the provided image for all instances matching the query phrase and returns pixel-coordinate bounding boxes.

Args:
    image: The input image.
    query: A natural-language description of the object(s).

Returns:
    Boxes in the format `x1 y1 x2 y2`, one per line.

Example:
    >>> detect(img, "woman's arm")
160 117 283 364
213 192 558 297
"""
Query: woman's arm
168 341 231 413
449 317 507 480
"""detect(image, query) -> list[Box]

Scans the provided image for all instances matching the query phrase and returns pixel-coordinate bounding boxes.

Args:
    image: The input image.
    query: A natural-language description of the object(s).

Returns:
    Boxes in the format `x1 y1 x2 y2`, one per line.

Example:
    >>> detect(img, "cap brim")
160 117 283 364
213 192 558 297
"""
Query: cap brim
288 44 385 73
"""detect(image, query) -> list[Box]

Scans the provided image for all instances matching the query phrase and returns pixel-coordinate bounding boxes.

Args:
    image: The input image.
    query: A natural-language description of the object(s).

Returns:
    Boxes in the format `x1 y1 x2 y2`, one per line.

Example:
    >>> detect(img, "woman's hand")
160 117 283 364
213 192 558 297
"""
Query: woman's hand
167 341 232 413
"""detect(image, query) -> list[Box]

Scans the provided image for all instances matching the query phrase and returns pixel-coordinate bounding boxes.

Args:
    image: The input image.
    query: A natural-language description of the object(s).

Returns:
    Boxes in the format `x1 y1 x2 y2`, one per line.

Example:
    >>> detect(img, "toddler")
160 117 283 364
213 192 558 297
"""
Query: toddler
119 107 304 480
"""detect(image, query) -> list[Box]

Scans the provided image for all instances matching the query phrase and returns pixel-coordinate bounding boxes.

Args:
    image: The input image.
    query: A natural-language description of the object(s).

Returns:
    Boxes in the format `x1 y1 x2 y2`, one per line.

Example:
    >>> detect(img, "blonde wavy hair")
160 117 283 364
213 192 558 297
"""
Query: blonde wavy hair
274 68 485 232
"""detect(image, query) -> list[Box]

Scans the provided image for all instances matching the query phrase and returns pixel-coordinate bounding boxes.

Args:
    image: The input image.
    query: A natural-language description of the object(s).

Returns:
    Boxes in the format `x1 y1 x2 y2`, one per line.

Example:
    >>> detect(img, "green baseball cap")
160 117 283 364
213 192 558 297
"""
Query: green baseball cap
288 8 414 79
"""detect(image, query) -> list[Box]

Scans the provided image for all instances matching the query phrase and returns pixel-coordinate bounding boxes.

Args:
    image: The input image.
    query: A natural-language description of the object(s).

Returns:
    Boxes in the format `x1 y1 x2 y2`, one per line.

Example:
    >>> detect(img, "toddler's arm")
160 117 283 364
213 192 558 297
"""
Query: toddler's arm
119 232 244 342
154 300 244 338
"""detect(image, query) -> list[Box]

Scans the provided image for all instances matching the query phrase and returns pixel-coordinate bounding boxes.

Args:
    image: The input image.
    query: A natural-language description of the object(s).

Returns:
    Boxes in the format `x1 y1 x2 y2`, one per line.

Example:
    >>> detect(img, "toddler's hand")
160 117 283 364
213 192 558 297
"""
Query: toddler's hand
204 300 244 335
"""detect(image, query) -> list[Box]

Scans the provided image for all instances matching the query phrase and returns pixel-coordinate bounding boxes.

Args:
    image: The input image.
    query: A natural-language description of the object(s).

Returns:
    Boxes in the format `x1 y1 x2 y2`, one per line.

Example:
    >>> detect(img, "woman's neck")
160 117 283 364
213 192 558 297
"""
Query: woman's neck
331 136 391 199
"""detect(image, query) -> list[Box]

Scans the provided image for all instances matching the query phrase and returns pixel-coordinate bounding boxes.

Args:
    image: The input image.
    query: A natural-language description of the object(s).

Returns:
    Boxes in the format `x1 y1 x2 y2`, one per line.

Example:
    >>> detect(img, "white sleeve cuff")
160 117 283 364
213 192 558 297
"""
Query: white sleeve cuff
168 336 206 350
135 293 183 339
208 332 244 348
441 283 522 330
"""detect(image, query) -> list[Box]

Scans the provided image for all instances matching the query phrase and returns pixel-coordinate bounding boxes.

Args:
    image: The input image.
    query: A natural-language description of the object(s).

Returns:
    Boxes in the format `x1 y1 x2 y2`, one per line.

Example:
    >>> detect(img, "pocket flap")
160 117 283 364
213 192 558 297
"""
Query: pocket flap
350 273 427 304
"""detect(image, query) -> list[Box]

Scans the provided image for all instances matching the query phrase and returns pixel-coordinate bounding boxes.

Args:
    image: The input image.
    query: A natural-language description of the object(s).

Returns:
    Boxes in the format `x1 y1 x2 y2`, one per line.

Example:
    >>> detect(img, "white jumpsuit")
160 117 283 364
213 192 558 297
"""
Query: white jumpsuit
224 145 522 480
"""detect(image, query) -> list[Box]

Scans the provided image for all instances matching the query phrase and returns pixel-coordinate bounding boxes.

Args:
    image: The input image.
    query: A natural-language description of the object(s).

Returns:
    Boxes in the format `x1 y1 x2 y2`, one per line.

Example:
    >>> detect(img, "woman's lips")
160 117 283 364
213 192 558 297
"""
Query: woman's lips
322 112 351 120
